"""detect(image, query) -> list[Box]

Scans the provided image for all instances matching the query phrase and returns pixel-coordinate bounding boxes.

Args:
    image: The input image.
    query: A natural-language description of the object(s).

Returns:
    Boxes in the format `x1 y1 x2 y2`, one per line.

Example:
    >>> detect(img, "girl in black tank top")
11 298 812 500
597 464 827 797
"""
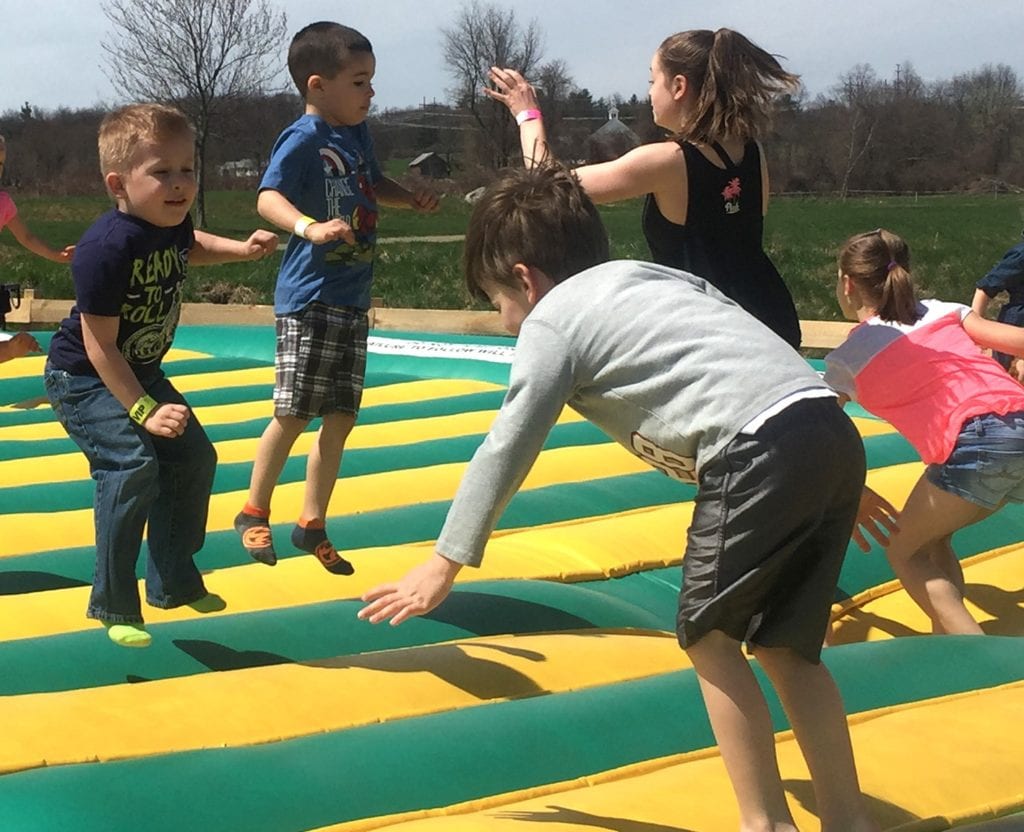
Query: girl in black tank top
485 27 805 351
642 140 801 348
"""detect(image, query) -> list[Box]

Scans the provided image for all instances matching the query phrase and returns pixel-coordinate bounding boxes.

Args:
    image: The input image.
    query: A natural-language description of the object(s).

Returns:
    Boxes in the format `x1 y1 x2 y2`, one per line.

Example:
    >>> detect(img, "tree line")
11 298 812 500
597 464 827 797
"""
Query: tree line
0 0 1020 221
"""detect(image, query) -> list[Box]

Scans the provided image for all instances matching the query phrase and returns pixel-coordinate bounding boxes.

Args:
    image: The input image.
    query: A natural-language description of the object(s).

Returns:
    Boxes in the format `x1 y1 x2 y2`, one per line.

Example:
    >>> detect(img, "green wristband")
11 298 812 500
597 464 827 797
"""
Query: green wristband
129 394 158 425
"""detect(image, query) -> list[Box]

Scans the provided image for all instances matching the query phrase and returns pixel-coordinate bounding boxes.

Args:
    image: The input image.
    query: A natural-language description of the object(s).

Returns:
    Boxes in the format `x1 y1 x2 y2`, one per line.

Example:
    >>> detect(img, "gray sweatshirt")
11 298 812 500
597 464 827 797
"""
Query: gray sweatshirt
437 260 828 566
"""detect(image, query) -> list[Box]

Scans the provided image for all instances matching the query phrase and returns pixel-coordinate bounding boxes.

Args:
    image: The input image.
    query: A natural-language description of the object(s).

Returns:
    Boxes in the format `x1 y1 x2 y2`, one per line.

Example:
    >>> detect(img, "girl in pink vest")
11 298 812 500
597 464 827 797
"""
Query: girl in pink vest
825 228 1024 635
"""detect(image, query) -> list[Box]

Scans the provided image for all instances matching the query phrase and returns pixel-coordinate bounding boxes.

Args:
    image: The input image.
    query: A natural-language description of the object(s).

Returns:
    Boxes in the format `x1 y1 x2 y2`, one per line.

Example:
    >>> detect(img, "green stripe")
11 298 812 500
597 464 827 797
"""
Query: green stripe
0 576 677 695
0 468 691 594
0 636 1019 832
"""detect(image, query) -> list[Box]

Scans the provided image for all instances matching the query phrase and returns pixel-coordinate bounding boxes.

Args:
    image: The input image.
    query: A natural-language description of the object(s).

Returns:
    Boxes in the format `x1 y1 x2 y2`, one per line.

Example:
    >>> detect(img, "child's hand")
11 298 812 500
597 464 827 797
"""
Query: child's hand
144 402 191 438
307 219 355 246
58 245 75 263
410 190 439 213
1011 358 1024 384
484 66 540 115
5 332 41 358
242 230 279 261
358 553 462 626
851 486 900 552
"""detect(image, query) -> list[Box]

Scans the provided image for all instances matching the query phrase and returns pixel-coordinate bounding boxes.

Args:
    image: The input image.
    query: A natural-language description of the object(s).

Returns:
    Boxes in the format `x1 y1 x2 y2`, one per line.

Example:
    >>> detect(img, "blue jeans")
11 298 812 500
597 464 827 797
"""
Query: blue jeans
44 365 217 623
926 410 1024 509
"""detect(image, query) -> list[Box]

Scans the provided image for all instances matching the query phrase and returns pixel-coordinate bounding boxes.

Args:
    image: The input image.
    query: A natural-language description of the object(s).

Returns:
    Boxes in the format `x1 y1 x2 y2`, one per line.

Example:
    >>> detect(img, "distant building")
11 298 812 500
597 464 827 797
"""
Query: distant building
585 107 641 163
408 151 451 179
218 159 259 178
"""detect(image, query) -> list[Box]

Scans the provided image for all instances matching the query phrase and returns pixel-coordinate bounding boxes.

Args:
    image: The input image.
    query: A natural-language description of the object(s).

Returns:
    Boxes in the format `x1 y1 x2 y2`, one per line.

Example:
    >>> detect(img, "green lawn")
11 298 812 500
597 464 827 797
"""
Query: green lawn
2 190 1022 320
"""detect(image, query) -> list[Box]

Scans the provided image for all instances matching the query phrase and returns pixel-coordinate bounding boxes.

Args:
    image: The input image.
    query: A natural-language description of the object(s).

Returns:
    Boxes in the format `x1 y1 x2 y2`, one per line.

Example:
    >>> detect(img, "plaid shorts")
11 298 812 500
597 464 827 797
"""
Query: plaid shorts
273 301 368 420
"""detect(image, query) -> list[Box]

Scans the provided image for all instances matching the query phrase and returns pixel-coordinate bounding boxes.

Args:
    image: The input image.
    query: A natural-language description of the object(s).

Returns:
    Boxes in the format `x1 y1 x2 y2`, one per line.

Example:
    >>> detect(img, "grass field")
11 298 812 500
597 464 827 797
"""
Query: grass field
1 189 1022 321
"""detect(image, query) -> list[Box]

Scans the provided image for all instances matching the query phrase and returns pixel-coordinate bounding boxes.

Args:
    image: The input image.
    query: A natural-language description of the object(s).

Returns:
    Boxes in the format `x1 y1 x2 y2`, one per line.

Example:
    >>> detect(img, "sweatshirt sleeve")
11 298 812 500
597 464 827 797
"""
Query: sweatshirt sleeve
435 319 575 567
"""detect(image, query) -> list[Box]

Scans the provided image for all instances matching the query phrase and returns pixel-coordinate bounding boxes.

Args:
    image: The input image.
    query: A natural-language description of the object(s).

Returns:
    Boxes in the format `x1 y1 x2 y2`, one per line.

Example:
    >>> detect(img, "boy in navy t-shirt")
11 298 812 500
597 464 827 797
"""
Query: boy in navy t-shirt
45 103 278 648
972 229 1024 378
233 21 437 574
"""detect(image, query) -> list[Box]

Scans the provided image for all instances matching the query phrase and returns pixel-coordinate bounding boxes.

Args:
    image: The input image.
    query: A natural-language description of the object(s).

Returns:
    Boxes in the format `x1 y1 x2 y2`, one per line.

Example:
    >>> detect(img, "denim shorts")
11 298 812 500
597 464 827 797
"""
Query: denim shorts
926 411 1024 509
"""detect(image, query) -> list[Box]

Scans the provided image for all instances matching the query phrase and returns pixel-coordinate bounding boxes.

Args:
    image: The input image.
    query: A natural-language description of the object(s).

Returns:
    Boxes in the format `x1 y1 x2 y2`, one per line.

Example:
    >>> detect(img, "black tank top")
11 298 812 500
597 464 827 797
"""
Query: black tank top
641 140 801 349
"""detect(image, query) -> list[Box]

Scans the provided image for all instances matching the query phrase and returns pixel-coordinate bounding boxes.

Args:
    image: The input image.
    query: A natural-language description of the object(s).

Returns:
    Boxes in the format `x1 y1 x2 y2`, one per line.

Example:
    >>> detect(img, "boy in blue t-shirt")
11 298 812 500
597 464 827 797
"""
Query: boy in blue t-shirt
45 103 279 648
234 21 437 573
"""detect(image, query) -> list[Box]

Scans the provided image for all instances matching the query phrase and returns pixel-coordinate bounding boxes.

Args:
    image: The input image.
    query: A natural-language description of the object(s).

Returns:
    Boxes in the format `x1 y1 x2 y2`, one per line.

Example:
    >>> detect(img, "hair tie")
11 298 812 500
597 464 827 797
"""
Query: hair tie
886 260 898 272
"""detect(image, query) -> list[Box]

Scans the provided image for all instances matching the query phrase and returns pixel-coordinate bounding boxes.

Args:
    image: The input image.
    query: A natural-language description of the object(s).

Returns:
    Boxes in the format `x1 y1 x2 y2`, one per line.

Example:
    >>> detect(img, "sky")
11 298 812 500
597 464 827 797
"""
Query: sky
2 0 1022 116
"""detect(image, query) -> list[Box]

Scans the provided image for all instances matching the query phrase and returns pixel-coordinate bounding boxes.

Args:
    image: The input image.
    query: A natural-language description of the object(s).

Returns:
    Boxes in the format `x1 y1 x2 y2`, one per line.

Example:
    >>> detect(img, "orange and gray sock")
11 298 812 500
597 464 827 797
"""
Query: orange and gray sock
291 518 354 576
234 504 276 566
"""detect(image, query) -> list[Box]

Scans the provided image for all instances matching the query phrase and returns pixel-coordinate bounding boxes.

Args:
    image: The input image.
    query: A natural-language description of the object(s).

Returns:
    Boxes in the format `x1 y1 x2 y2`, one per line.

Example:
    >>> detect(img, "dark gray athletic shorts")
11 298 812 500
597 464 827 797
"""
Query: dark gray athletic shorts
677 398 865 663
273 301 368 420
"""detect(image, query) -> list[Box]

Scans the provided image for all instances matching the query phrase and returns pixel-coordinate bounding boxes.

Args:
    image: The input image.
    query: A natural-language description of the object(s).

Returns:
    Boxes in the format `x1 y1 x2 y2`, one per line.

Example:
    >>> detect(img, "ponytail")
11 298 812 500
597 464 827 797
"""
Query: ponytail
658 28 800 143
838 229 919 325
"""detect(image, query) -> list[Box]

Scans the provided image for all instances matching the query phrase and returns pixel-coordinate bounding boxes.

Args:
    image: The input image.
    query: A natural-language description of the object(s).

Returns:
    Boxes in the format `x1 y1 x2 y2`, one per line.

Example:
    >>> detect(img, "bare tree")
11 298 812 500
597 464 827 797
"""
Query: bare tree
441 1 544 168
831 65 884 198
101 0 288 225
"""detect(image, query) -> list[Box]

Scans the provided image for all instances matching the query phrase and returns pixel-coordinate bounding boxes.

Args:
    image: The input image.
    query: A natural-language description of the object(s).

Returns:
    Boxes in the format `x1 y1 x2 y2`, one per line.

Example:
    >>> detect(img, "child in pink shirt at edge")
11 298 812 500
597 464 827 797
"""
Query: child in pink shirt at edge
0 134 75 264
825 228 1024 635
0 135 74 362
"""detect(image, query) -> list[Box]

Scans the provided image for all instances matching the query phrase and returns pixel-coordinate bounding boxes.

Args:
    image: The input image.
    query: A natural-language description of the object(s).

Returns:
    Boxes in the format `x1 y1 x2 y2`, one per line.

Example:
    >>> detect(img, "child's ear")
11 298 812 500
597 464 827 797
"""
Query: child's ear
104 171 125 199
515 264 554 304
306 74 323 96
672 73 688 101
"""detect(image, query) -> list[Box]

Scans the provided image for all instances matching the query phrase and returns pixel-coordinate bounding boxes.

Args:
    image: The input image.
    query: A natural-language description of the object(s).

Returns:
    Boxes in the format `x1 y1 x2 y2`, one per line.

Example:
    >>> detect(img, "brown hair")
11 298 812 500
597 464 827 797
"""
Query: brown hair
288 22 373 97
98 103 194 174
463 161 610 303
657 28 799 143
838 228 919 325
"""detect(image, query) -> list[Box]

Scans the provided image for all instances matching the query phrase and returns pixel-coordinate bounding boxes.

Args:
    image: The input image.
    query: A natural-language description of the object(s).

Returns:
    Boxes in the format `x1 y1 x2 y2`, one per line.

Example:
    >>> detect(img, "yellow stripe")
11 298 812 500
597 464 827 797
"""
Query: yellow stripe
0 378 506 441
0 458 922 640
0 437 645 560
317 680 1024 831
0 498 686 641
0 348 210 383
0 404 582 487
831 543 1024 643
0 630 682 775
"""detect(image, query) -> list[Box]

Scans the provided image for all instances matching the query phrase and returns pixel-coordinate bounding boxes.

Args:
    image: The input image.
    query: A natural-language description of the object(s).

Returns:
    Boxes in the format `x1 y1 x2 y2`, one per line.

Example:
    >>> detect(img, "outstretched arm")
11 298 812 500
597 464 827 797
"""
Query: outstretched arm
484 66 682 205
375 176 439 213
964 309 1024 357
359 553 462 625
4 214 73 263
190 228 279 265
256 188 354 246
971 288 992 318
0 331 40 363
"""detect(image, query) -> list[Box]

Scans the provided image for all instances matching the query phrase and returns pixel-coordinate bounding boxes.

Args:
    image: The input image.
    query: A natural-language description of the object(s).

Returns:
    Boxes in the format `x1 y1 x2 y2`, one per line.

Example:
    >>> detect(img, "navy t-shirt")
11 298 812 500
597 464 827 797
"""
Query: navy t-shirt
48 209 194 377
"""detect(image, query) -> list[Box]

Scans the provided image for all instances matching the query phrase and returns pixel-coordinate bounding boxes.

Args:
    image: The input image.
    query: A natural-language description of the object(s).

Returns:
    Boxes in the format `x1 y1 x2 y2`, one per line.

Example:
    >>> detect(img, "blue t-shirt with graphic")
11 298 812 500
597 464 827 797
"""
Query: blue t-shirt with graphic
260 114 383 314
48 209 193 377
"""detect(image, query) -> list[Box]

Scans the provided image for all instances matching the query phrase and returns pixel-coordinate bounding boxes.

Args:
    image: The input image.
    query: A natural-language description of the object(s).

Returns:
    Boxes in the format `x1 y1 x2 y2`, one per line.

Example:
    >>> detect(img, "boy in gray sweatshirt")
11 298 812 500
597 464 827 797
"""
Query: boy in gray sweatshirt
359 163 880 832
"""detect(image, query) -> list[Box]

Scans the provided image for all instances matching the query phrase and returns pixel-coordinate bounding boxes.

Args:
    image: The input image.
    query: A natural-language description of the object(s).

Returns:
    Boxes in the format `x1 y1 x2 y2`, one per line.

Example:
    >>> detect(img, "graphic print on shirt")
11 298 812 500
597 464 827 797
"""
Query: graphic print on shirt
630 431 697 483
320 144 377 267
722 177 741 215
119 244 188 363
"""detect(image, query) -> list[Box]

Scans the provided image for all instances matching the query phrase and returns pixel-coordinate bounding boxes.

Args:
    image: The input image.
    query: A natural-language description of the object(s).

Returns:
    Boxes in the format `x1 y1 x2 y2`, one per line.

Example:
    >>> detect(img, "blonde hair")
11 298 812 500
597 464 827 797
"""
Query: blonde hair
657 28 799 143
98 103 194 174
838 228 918 325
